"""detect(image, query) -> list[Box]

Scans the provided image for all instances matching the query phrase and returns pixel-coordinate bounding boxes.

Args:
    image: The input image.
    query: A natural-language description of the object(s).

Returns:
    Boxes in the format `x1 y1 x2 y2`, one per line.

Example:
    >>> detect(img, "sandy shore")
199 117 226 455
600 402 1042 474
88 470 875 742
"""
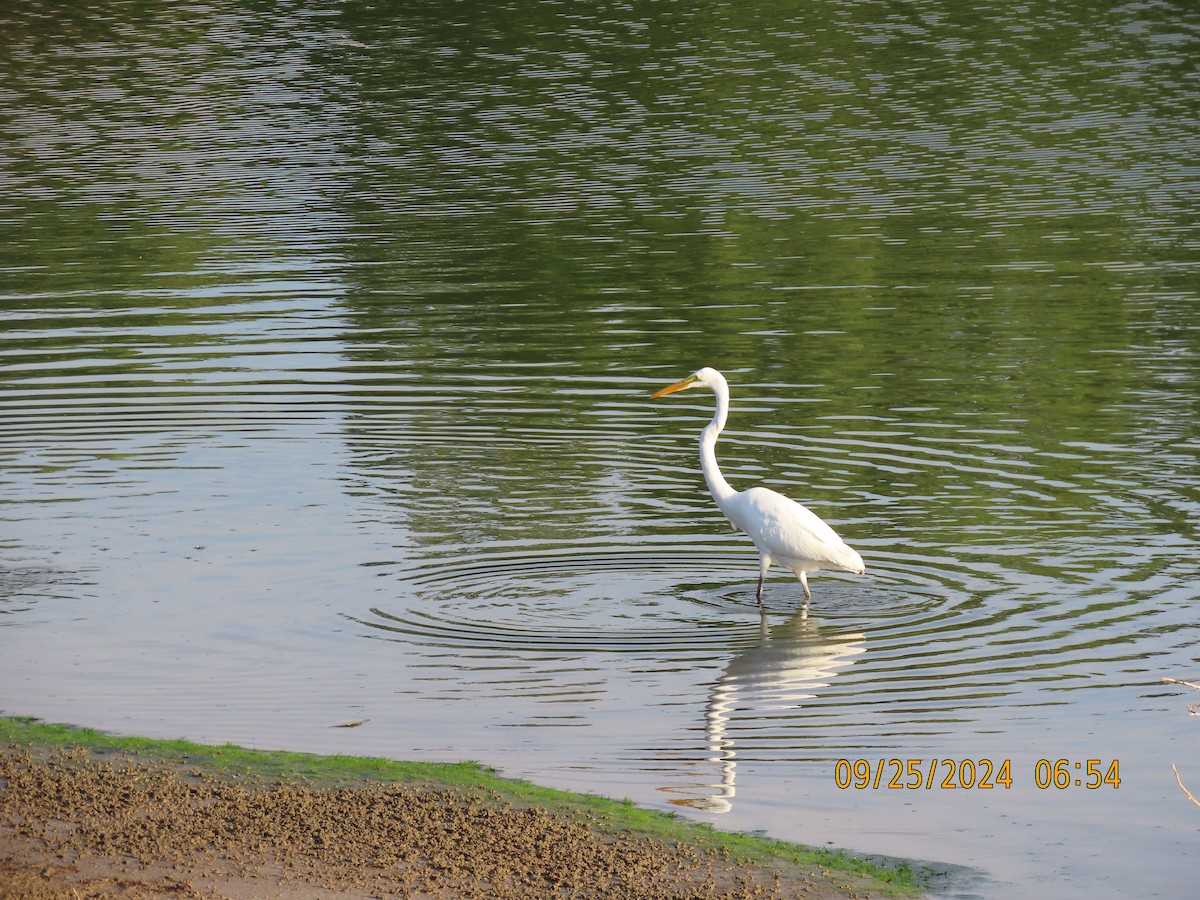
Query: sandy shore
0 744 895 899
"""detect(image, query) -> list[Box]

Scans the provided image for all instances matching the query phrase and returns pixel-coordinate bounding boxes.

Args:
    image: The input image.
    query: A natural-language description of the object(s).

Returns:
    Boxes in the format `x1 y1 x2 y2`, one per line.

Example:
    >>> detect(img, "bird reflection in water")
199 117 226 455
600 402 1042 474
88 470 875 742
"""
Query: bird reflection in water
664 609 866 813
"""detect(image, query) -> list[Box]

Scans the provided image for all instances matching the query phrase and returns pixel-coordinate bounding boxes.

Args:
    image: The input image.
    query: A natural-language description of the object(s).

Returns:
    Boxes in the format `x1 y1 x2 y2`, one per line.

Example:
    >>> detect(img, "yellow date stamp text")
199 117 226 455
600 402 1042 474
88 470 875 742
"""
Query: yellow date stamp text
833 758 1121 790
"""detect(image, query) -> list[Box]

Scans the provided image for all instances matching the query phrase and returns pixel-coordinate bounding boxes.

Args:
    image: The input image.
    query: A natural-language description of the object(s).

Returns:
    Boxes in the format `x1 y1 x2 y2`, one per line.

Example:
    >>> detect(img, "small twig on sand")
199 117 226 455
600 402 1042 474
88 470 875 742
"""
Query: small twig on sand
1162 677 1200 691
1165 679 1200 810
1172 764 1200 810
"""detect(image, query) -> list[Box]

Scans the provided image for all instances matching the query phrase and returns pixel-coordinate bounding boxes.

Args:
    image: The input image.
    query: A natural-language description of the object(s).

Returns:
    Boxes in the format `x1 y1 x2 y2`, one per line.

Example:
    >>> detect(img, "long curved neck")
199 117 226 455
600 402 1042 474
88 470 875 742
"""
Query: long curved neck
700 375 737 504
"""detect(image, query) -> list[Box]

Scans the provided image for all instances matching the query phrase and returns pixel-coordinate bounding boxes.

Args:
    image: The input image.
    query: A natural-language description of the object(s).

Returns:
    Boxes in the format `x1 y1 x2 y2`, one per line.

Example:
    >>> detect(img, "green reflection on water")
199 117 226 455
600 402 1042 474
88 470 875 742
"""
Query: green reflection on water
0 0 1196 554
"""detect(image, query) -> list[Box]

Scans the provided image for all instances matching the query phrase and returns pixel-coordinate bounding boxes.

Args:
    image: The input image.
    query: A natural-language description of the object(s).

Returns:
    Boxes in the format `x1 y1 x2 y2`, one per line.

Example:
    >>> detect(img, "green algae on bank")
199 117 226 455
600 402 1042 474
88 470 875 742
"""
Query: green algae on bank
0 715 930 896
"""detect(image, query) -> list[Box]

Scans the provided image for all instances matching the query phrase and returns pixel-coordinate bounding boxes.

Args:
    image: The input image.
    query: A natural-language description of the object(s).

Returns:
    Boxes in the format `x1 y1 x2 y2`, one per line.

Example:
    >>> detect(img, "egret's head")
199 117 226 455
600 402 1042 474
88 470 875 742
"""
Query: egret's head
649 367 722 399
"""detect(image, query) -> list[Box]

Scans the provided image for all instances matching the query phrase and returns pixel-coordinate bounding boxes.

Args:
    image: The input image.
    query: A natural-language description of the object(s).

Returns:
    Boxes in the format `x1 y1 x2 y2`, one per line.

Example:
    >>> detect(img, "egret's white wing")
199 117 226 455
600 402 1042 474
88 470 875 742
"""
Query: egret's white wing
727 487 863 572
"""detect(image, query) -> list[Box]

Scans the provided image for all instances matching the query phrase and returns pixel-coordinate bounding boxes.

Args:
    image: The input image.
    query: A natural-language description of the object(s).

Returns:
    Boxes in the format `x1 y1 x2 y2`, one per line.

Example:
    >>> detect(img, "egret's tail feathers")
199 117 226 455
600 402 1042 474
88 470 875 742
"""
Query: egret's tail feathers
836 545 866 575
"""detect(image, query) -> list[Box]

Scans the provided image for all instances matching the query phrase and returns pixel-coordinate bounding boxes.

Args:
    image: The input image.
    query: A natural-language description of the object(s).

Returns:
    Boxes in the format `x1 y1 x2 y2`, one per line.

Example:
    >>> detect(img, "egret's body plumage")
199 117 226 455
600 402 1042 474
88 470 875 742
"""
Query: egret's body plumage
651 367 865 606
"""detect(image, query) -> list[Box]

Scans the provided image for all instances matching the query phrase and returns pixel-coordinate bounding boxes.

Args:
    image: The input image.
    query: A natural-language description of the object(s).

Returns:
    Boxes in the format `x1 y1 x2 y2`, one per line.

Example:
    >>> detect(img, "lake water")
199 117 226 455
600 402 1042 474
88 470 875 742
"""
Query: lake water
2 1 1198 896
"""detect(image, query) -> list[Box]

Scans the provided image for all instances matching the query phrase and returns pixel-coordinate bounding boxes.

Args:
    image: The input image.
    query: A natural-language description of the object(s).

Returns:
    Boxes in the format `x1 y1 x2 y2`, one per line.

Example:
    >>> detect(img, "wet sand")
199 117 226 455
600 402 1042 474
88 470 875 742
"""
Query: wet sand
0 745 888 899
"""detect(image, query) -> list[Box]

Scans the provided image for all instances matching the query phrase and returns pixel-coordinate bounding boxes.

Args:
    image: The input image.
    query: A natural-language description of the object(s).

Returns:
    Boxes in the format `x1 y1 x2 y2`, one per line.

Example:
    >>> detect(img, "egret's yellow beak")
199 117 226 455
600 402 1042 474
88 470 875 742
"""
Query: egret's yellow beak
650 374 697 399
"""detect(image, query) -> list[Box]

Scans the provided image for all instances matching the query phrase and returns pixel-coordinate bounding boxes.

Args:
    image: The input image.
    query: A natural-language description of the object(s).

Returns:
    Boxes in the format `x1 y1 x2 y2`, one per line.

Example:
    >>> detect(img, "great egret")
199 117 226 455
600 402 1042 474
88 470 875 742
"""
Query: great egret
650 367 865 607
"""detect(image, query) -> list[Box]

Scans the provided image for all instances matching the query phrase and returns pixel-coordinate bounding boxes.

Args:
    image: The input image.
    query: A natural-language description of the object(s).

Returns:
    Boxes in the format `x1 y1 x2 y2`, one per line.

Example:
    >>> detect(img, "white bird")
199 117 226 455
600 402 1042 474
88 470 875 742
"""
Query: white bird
650 367 865 608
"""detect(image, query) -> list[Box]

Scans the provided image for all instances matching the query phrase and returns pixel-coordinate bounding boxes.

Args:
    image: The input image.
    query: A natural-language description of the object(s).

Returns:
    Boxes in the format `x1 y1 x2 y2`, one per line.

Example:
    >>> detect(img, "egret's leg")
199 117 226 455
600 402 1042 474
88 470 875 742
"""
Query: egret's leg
756 555 772 606
798 571 812 608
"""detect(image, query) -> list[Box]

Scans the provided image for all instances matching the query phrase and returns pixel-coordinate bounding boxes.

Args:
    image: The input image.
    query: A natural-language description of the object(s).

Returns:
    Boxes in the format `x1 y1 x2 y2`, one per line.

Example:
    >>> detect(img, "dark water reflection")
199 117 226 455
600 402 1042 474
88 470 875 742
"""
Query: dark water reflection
2 1 1198 897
